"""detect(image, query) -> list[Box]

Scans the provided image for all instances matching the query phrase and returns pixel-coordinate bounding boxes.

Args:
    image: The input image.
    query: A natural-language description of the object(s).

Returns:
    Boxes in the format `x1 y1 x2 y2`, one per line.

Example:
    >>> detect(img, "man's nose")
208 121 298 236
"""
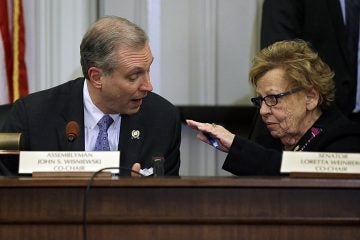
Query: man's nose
140 73 153 91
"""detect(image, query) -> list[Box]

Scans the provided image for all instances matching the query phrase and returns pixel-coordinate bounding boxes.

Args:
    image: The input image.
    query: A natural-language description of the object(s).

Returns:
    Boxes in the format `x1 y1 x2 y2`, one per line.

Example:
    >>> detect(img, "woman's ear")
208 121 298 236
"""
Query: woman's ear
87 67 102 89
305 88 320 111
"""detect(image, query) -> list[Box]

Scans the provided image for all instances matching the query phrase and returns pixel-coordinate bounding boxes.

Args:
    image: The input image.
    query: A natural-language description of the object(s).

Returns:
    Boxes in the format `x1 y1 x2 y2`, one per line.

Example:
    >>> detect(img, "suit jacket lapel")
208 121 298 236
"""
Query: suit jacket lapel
57 78 85 151
119 113 144 173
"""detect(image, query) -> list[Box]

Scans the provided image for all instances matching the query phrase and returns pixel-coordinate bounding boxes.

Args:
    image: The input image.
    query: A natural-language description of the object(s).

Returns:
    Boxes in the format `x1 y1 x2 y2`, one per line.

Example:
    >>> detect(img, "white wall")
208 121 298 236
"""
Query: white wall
23 0 263 176
23 0 97 93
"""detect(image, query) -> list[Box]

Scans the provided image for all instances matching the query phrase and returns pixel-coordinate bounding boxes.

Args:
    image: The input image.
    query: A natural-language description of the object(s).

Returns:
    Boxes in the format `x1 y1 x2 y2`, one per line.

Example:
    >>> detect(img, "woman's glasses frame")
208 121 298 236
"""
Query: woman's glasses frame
251 87 303 108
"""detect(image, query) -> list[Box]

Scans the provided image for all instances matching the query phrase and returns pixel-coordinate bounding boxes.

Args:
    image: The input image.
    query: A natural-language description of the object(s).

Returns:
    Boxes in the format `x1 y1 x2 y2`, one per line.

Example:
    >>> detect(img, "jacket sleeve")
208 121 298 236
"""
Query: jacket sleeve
163 108 181 176
222 135 283 176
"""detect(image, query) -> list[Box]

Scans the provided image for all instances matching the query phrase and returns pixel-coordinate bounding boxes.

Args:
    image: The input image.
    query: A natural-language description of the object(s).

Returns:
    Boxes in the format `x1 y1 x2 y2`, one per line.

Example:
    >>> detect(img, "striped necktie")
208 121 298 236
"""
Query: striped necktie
94 115 113 151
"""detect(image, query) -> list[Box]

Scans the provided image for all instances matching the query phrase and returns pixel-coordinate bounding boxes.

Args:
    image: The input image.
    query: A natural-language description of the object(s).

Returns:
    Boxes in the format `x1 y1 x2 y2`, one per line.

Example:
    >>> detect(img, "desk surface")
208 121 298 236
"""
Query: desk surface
1 175 360 188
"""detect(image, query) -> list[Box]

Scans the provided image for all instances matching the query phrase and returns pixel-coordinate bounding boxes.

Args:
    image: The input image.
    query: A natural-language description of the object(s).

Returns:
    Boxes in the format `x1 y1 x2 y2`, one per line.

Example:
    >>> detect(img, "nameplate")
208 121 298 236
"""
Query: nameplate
19 151 120 174
281 151 360 174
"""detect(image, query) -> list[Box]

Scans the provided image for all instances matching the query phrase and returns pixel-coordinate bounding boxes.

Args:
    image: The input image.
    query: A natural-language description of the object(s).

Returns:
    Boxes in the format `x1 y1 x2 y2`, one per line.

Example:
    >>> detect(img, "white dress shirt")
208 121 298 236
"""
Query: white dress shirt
83 80 121 151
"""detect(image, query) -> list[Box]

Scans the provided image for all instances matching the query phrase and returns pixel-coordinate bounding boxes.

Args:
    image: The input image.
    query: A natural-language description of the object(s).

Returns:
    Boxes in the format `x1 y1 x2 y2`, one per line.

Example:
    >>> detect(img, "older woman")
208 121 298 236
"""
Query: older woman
187 39 360 175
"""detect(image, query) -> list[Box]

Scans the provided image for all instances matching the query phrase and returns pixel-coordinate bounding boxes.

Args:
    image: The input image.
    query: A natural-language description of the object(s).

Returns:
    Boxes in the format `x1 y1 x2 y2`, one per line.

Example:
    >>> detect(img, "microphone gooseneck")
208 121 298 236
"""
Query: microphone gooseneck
66 121 80 142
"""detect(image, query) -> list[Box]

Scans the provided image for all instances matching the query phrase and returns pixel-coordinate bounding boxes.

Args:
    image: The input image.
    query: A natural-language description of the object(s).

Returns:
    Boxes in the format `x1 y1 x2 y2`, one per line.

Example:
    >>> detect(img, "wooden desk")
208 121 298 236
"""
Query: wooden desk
0 177 359 240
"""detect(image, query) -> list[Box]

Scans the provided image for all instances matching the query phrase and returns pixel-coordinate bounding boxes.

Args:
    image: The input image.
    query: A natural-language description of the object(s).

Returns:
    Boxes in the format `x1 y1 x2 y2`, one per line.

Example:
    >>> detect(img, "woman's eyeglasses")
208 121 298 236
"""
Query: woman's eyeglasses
251 87 303 108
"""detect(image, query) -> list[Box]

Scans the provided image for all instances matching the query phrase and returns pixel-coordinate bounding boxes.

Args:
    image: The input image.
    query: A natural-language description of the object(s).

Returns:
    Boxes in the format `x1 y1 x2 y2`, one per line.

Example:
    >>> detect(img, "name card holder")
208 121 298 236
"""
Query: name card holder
281 151 360 179
31 171 112 178
289 172 360 179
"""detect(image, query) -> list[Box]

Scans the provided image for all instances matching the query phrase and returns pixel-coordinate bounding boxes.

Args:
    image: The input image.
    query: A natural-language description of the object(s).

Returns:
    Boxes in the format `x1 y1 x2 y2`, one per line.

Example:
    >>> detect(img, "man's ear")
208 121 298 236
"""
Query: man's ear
306 87 320 111
87 67 102 89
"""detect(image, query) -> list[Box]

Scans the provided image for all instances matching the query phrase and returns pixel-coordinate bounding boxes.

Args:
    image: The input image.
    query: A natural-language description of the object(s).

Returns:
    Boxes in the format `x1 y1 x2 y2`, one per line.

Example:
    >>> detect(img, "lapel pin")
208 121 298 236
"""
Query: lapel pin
131 130 140 139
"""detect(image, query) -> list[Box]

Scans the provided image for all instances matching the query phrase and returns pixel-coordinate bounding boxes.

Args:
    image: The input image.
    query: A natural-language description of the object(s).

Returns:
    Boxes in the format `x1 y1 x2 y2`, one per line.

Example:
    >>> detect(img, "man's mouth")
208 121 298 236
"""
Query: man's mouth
130 97 145 107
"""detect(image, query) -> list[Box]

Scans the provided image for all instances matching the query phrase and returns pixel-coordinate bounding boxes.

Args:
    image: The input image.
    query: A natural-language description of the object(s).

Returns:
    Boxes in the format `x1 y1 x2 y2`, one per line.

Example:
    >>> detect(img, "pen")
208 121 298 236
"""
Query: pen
203 132 219 149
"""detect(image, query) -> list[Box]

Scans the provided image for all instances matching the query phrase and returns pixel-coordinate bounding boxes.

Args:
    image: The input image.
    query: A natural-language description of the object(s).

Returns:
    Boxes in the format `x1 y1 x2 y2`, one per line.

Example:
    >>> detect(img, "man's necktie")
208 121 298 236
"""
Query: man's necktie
346 0 360 76
95 115 114 151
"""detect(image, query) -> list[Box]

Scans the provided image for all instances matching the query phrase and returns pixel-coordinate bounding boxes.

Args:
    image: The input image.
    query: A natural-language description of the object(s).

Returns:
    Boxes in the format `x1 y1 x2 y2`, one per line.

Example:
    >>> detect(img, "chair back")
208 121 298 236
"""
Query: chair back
0 103 12 130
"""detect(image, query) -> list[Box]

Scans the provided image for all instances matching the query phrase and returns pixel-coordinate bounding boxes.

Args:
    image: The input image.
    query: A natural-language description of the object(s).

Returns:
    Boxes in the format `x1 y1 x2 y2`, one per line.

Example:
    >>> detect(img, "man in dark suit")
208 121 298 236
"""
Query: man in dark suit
261 0 358 119
0 16 181 176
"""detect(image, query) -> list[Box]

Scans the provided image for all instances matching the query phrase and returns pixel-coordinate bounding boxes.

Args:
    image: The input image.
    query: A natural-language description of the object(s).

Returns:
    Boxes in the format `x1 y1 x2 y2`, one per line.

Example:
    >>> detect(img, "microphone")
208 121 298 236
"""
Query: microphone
66 121 80 142
152 156 165 176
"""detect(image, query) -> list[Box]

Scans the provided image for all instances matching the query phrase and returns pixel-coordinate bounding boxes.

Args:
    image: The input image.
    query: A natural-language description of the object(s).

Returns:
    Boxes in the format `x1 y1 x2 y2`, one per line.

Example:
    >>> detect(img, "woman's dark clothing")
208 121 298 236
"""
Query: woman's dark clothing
222 106 360 176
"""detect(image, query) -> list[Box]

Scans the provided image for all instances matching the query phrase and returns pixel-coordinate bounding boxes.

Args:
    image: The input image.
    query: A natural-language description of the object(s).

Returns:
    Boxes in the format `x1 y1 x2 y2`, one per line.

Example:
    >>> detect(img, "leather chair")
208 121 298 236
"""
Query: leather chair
0 103 24 150
0 103 12 130
0 103 19 176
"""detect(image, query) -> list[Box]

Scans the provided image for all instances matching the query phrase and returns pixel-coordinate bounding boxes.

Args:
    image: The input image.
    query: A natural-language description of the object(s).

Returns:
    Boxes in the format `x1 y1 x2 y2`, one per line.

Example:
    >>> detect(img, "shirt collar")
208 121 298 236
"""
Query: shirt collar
83 80 120 129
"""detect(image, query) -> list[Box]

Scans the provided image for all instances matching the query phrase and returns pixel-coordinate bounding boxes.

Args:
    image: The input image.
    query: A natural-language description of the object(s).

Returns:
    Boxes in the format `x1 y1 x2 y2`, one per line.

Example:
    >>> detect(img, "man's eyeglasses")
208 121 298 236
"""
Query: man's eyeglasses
251 87 303 108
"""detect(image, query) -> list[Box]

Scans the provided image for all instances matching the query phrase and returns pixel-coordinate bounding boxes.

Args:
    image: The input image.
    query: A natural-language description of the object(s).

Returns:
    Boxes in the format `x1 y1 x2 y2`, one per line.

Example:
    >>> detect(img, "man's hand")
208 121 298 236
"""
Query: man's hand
131 162 141 177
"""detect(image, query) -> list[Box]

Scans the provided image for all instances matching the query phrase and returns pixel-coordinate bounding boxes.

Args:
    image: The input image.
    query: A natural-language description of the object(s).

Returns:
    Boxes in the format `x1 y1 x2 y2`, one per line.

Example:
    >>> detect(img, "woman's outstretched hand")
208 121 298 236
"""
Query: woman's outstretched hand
186 119 235 152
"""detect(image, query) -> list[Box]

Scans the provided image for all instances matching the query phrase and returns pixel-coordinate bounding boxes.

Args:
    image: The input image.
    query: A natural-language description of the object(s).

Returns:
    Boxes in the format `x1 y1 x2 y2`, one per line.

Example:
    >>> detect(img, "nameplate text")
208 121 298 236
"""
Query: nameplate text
281 151 360 174
19 151 120 174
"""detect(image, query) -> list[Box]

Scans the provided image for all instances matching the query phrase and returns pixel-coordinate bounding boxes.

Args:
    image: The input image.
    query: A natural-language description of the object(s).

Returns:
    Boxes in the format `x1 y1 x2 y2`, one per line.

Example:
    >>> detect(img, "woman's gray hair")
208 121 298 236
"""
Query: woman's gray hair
80 16 148 79
249 39 335 109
